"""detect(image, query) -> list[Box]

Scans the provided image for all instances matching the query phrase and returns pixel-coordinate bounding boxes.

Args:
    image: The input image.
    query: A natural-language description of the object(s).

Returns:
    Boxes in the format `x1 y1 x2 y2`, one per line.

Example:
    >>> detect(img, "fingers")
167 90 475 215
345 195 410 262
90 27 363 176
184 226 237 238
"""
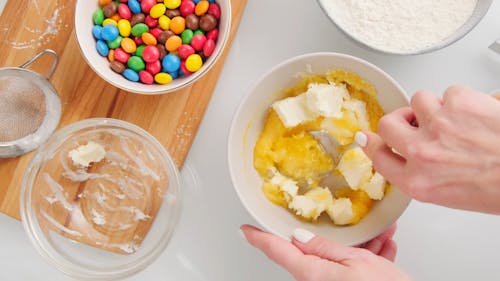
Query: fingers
291 228 361 264
240 225 309 277
363 224 396 261
410 91 442 125
377 107 417 157
362 224 397 257
355 131 405 183
379 239 398 261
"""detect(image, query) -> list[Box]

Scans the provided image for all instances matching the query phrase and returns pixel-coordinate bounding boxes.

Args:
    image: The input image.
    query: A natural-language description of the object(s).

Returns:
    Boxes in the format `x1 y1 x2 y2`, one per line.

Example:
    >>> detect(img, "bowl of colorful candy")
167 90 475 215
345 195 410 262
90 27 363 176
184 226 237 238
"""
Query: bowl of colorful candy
228 52 412 246
75 0 231 94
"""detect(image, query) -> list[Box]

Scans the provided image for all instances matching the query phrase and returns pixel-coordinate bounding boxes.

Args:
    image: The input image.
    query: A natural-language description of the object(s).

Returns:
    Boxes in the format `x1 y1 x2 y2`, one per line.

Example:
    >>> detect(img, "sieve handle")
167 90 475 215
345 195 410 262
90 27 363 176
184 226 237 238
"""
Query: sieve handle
19 49 59 79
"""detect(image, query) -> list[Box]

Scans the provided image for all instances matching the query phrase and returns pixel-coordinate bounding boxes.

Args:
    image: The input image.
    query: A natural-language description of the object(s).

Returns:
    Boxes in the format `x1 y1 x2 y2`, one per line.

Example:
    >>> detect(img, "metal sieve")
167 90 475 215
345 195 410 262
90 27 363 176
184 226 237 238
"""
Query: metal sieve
0 49 61 158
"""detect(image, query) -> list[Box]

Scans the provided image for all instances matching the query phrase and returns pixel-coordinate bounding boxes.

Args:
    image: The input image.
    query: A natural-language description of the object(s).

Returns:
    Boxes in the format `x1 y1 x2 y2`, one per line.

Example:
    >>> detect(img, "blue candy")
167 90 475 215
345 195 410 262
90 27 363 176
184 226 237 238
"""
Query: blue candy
96 40 109 57
123 69 140 82
162 54 181 73
101 24 119 41
169 71 179 79
92 25 103 40
128 0 141 14
193 0 201 3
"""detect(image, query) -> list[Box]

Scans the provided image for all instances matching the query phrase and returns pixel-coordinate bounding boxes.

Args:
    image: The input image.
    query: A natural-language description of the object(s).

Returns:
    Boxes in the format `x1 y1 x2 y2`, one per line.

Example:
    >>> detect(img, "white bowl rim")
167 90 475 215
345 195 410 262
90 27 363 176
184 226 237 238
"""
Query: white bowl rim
228 52 411 244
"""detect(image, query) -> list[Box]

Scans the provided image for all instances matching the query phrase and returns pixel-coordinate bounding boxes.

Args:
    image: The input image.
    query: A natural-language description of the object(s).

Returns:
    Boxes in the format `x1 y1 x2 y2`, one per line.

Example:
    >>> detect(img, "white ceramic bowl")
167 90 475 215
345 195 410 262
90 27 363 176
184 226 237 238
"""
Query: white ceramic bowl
228 52 411 245
75 0 231 94
317 0 493 55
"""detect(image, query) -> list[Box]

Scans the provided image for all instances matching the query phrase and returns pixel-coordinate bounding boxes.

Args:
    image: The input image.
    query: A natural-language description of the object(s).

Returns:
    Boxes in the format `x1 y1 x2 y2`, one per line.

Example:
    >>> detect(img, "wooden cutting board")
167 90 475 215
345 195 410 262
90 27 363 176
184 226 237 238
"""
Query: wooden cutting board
0 0 247 220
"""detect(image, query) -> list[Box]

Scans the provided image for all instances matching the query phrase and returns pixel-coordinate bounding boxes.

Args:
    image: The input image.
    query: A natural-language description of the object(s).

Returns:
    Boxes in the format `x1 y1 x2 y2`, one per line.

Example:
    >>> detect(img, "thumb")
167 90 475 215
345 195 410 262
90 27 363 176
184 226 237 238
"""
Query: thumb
291 228 362 263
355 131 405 183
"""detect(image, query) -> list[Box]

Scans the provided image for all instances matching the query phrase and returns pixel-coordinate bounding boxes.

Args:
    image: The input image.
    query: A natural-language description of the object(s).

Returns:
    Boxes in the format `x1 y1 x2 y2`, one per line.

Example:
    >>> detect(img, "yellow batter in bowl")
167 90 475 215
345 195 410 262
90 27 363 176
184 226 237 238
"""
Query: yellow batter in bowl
254 70 387 226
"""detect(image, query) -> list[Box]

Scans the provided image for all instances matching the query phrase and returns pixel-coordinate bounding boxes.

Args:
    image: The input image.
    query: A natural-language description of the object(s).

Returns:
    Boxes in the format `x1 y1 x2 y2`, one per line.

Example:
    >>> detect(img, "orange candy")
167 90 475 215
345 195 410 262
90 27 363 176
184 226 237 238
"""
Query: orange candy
195 1 209 16
110 14 121 22
121 37 137 53
169 16 185 34
165 35 182 52
99 0 112 6
107 49 115 62
141 32 157 45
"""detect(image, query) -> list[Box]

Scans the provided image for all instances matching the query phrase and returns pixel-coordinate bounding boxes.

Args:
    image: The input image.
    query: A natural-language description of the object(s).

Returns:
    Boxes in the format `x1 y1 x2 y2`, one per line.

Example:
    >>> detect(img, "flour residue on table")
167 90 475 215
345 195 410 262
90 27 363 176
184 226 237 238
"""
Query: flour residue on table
1 1 69 50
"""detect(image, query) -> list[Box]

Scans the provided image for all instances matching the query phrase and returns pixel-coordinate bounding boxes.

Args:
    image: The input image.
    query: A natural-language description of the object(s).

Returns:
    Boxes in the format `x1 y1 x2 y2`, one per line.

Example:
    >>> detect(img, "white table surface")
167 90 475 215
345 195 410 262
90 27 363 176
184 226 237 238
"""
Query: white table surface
1 0 500 280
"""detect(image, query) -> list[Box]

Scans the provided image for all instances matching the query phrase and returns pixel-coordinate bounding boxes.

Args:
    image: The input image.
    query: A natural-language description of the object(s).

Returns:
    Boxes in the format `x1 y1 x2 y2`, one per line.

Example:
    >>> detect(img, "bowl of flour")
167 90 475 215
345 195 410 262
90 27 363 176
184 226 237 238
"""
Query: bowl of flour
317 0 493 55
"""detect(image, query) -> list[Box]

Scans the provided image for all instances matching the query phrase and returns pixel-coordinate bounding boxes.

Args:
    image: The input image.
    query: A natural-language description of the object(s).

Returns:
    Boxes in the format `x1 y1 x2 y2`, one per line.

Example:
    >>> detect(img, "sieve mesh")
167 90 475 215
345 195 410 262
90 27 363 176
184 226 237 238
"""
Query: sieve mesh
0 75 46 142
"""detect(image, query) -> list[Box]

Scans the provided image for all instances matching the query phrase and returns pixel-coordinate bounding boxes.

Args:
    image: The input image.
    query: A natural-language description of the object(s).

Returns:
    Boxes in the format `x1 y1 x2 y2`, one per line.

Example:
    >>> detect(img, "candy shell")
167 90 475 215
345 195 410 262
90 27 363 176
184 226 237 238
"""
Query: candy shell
154 72 173 84
185 54 203 72
123 68 140 81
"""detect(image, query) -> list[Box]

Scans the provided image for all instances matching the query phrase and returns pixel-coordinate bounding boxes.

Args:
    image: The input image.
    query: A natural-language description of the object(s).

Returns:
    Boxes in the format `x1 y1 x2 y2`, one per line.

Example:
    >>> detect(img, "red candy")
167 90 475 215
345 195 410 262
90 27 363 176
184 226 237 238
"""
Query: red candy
141 0 156 13
114 47 130 63
134 36 144 45
207 3 221 19
206 28 218 41
145 15 158 28
139 70 154 84
203 39 215 57
190 34 207 51
118 4 132 19
146 60 161 75
180 61 193 75
178 44 195 60
180 1 196 17
142 45 160 63
150 27 163 38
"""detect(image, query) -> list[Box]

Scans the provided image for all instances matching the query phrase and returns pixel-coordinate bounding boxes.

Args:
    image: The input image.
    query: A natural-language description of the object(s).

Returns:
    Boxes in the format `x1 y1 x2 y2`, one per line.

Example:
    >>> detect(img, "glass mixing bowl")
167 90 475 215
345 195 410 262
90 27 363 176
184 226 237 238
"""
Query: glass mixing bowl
20 118 182 280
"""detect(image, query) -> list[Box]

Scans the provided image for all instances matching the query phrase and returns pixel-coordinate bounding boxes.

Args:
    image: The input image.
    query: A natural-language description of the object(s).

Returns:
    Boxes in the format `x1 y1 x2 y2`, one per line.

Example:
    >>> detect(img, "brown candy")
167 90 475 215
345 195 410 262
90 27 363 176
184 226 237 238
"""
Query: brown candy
199 14 217 32
109 61 126 74
103 2 117 18
165 9 181 19
157 44 167 60
130 13 145 26
185 14 199 31
158 30 175 44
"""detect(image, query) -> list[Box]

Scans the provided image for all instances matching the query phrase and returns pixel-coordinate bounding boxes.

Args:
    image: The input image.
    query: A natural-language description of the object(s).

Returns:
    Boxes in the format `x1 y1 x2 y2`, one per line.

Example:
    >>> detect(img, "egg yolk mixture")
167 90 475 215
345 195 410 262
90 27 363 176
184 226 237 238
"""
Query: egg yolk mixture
254 70 388 226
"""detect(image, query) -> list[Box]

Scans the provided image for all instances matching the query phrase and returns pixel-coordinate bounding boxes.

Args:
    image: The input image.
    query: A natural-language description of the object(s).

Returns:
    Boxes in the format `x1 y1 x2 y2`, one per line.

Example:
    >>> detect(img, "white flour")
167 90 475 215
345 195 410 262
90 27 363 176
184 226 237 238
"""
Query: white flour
321 0 478 53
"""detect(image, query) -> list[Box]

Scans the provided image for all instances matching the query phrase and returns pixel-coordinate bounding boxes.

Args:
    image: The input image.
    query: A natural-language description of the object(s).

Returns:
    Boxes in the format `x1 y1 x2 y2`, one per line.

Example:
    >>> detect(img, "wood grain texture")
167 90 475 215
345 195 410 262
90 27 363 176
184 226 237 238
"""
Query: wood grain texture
0 0 247 220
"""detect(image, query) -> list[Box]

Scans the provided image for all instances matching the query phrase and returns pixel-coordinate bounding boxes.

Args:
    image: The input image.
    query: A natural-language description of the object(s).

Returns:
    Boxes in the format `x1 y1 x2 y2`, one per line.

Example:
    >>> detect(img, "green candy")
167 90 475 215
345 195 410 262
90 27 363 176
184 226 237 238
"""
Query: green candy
127 56 145 72
193 29 205 36
181 29 194 44
93 9 105 26
131 23 149 37
107 36 122 49
136 45 146 58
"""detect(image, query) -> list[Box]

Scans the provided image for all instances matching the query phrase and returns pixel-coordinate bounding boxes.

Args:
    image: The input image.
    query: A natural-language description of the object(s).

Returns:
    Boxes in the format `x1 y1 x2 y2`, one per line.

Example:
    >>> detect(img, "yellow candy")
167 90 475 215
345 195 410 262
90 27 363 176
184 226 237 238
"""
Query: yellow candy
158 15 170 30
121 37 137 53
185 54 203 72
154 73 173 84
164 0 181 9
117 19 131 37
150 3 166 18
102 18 118 27
195 0 209 16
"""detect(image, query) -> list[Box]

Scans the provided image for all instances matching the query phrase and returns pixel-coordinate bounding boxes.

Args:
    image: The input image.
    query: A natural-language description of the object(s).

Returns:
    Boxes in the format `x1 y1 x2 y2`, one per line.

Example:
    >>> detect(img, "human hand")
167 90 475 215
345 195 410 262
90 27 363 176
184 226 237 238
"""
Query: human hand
356 86 500 214
240 224 410 281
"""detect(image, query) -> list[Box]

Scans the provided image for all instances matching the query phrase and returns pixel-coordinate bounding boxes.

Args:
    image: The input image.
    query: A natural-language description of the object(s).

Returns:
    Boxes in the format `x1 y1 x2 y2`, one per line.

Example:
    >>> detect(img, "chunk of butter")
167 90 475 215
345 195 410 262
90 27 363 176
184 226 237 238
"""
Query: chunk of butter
326 197 354 225
68 141 106 168
361 172 386 200
271 83 347 128
337 147 373 190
